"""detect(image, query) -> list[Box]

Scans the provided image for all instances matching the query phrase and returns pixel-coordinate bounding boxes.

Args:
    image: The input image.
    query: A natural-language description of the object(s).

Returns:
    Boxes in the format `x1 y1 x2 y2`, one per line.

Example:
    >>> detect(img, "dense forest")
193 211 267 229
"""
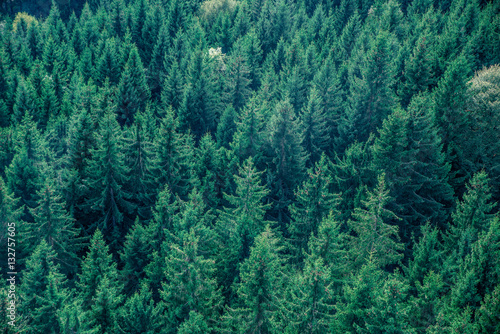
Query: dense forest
0 0 499 332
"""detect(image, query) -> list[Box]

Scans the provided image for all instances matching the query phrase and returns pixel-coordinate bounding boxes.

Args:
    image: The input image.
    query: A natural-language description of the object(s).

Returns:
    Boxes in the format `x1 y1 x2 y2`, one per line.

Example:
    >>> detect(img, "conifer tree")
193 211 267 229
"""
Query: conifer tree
215 157 270 298
25 178 83 274
161 229 222 332
120 218 155 297
348 174 404 269
216 106 237 149
288 154 339 264
264 98 307 226
116 46 150 126
81 110 134 248
225 53 252 112
0 176 22 267
77 229 122 313
154 108 196 199
230 95 265 164
123 112 157 221
161 59 184 111
338 30 398 149
95 38 121 86
179 50 215 138
445 171 496 257
19 240 68 334
279 252 335 333
222 225 284 334
300 88 331 165
116 283 164 333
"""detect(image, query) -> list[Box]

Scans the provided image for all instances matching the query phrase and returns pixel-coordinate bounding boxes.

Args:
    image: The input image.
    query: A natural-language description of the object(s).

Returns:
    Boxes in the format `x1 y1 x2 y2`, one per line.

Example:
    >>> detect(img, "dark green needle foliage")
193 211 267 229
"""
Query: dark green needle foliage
1 1 499 332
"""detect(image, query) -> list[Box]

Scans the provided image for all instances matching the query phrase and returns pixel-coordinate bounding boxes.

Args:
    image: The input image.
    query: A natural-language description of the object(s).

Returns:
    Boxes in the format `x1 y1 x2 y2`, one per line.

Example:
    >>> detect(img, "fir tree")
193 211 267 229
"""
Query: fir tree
348 174 404 269
222 225 284 334
288 154 339 264
25 178 84 274
116 46 150 127
77 229 122 313
160 229 222 332
19 240 68 334
81 110 134 248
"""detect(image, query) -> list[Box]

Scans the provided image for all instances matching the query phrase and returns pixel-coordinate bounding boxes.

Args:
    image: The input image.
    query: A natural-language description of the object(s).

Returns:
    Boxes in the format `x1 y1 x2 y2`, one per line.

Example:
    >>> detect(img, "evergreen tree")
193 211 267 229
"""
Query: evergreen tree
288 154 339 264
154 108 196 199
161 59 184 111
445 171 496 257
300 88 331 165
222 225 284 334
230 95 265 163
77 229 122 313
81 110 134 248
215 157 270 299
123 112 157 221
116 46 150 126
279 252 335 333
25 178 83 274
160 229 222 332
120 218 155 297
348 174 404 269
19 240 68 334
264 98 307 227
179 50 215 138
338 30 398 150
116 283 164 334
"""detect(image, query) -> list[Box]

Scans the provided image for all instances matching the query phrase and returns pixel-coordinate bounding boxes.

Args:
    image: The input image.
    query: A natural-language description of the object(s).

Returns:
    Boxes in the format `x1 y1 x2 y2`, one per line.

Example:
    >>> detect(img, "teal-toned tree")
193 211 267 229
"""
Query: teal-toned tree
221 225 285 334
116 46 150 126
288 154 339 264
19 240 69 334
25 178 84 274
116 283 164 334
82 110 134 246
348 174 404 269
160 229 222 332
77 229 122 313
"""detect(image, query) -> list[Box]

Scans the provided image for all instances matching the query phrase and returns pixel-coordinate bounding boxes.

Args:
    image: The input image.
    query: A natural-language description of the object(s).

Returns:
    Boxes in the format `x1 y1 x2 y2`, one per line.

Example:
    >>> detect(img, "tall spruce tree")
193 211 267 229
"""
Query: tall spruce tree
116 46 150 126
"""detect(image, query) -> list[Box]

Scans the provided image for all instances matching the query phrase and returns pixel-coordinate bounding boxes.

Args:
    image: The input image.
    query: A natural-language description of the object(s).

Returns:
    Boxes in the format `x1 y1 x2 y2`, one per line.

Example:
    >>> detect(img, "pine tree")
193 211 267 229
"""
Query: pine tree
81 110 134 248
398 33 437 108
445 171 496 257
154 108 196 199
300 88 331 165
279 252 335 333
19 240 68 334
339 30 398 148
348 174 404 269
311 57 344 155
216 105 237 149
95 38 121 86
25 178 84 274
179 50 215 138
160 228 222 332
116 283 164 333
161 59 184 111
77 229 122 313
215 157 270 299
222 225 284 334
120 218 155 297
264 98 308 227
116 46 150 126
225 53 252 112
288 154 339 264
123 112 157 221
0 176 22 271
230 95 265 163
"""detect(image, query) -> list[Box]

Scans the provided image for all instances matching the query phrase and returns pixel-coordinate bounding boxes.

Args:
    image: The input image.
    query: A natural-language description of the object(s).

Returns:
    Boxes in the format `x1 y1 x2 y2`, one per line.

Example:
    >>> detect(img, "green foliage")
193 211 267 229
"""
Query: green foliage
348 174 404 269
0 1 498 332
